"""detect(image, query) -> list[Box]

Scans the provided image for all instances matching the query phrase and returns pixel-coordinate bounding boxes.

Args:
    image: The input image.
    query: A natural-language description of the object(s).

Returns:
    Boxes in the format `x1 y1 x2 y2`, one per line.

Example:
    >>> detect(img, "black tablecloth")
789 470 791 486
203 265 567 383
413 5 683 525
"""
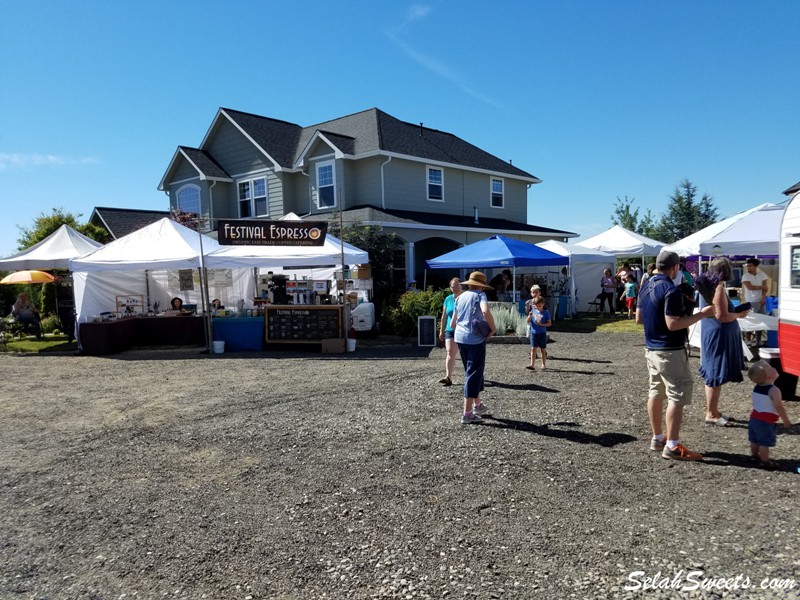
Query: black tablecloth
78 316 206 355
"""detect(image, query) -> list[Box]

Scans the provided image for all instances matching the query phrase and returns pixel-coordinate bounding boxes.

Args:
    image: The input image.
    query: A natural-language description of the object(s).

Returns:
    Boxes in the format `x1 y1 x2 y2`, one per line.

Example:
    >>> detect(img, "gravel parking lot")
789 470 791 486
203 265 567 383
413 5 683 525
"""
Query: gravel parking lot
1 332 799 599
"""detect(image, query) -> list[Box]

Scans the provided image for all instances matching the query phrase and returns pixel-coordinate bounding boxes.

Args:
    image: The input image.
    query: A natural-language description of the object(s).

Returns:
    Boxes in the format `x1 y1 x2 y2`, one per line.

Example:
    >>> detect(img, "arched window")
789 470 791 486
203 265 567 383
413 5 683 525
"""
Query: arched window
177 185 201 215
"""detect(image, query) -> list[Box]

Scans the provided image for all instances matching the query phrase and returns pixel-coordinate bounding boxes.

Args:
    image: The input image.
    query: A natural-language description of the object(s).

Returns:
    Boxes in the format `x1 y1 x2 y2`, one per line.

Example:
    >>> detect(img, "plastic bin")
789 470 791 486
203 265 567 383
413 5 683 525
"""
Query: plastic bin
759 347 798 400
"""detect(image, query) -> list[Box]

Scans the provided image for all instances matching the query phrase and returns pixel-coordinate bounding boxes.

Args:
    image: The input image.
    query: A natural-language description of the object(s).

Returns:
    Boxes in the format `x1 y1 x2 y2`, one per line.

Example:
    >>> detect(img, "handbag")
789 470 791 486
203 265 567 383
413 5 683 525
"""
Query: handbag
469 293 491 338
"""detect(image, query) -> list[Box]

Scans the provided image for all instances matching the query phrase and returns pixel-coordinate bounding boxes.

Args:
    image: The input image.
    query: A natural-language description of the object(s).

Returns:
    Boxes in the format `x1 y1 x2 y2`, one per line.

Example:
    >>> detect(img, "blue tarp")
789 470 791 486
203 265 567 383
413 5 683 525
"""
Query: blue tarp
426 235 569 269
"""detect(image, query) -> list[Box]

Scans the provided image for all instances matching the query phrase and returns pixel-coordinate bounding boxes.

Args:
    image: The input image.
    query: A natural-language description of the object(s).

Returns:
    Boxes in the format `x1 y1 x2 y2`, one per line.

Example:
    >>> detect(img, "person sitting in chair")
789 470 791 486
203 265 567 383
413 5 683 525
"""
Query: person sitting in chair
11 292 41 339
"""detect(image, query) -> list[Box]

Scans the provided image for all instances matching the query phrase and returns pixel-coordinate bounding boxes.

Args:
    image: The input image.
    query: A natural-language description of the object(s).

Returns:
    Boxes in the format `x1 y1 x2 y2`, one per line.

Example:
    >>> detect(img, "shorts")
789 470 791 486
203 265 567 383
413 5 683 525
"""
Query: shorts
530 332 547 348
748 418 777 447
625 297 636 309
444 330 454 340
645 348 693 406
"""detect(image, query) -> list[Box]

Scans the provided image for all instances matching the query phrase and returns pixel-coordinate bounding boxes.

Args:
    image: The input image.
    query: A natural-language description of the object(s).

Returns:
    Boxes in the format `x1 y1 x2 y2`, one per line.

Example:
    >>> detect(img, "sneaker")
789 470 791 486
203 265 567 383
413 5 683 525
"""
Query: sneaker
461 413 483 425
438 377 452 386
473 402 489 415
661 443 702 461
649 437 666 452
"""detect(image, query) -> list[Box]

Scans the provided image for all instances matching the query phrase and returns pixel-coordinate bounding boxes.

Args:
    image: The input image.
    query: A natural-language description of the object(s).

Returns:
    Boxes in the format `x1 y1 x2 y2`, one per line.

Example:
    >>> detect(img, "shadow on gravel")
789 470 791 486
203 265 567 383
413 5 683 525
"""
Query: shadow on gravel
480 416 638 447
551 357 613 364
701 451 800 473
486 380 559 393
538 368 616 375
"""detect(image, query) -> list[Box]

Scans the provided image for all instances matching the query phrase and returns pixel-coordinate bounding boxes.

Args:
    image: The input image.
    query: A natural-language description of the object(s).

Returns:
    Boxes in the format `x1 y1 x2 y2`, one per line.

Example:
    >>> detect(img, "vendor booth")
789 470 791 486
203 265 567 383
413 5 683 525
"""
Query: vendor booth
70 217 369 355
0 224 105 340
69 218 228 354
205 230 368 352
535 240 615 315
426 235 569 316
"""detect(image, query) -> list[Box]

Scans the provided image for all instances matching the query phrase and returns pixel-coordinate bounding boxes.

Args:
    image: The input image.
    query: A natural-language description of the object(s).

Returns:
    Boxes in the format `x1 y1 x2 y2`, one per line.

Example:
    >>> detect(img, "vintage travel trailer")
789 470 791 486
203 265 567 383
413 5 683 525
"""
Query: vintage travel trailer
779 192 800 376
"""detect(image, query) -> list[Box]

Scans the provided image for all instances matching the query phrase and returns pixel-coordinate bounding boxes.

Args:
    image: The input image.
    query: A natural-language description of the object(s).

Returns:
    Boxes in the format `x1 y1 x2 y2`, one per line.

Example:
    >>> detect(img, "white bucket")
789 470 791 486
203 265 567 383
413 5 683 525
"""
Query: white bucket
212 340 225 354
346 338 356 352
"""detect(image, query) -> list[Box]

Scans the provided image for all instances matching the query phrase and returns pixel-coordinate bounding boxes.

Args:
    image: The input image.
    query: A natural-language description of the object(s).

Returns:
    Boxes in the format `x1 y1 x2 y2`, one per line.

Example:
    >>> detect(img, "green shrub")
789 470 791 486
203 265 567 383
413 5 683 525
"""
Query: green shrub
40 314 61 334
382 287 449 336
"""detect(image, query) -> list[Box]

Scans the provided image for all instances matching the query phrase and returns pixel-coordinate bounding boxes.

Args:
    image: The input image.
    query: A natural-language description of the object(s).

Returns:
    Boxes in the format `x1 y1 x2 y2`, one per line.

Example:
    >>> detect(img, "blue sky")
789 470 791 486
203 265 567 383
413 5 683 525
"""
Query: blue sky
1 0 798 259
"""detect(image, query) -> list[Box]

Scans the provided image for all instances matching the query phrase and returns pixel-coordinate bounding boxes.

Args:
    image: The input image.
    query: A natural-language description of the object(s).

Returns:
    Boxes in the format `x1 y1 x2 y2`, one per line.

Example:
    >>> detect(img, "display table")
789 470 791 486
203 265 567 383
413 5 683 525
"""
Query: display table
212 317 265 352
78 316 206 355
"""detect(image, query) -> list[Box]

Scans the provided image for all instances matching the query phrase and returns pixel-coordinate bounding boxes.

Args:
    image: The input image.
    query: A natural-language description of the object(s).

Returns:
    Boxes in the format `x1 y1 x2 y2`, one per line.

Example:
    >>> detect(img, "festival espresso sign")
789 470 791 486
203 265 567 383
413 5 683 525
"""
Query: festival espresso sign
217 220 327 246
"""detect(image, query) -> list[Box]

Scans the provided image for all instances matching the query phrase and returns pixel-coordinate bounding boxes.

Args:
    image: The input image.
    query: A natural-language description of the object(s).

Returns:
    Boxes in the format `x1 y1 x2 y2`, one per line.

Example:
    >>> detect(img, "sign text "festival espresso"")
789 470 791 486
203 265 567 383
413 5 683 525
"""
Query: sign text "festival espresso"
217 220 327 246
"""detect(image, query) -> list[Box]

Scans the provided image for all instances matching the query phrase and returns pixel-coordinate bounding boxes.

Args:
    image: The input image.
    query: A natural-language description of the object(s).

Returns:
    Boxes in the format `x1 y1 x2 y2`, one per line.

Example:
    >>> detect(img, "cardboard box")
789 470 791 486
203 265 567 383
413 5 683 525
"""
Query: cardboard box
321 338 346 354
353 264 372 279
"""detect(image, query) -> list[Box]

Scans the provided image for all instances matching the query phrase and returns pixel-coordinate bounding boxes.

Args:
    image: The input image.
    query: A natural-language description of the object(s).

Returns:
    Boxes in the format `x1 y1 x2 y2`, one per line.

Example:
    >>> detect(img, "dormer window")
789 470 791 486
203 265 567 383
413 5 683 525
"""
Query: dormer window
316 161 336 208
490 177 504 208
427 167 443 202
238 177 268 218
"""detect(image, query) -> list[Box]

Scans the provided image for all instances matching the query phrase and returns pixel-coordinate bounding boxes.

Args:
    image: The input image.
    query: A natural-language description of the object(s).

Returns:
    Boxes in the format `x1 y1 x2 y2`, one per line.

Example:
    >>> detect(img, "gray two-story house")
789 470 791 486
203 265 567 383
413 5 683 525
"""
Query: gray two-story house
158 107 575 286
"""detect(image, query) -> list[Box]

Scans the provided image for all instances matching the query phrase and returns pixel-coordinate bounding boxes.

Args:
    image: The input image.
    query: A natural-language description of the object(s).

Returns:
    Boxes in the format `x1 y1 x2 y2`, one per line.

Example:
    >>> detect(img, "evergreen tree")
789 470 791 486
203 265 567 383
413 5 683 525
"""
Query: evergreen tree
653 179 718 243
611 196 639 230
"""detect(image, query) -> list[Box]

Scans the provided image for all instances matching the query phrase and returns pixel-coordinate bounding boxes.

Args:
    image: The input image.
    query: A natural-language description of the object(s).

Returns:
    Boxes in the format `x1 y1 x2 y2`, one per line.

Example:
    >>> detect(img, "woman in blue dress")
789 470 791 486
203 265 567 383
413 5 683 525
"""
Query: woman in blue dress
699 257 750 426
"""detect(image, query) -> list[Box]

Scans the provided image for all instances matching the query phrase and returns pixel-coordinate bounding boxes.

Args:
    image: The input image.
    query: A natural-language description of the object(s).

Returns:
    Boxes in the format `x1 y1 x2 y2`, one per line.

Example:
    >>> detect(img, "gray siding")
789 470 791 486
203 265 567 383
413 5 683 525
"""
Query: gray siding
379 158 527 223
173 160 198 182
350 156 383 205
207 120 271 175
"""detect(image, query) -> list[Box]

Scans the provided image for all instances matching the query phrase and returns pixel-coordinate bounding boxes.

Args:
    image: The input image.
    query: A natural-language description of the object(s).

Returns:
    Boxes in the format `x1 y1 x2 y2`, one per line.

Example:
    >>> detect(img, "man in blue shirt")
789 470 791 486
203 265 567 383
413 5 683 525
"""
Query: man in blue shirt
636 250 715 461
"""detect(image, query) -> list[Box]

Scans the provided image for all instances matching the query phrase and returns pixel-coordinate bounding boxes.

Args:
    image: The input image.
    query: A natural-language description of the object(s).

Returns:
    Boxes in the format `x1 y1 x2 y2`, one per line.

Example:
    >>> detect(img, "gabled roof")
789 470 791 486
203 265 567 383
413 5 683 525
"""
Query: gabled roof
783 180 800 196
90 207 171 240
217 108 304 169
158 146 233 191
213 107 540 182
309 205 576 239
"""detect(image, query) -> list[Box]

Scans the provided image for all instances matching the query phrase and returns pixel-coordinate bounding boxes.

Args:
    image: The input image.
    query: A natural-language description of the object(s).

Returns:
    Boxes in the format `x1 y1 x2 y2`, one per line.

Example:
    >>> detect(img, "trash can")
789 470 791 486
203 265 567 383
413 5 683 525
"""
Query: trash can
759 347 798 400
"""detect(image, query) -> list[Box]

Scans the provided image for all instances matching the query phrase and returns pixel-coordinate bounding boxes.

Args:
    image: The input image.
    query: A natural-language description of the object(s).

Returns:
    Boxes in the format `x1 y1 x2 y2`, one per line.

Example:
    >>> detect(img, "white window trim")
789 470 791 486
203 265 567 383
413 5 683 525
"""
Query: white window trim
237 176 269 218
490 177 505 209
176 183 201 215
316 160 337 209
427 166 444 203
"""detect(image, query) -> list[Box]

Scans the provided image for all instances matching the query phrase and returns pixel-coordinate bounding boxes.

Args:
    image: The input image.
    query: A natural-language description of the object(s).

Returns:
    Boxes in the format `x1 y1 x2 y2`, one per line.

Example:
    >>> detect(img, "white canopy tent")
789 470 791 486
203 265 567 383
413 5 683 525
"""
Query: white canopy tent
204 234 368 268
536 240 616 314
69 218 233 326
663 202 784 258
576 225 665 257
0 224 103 270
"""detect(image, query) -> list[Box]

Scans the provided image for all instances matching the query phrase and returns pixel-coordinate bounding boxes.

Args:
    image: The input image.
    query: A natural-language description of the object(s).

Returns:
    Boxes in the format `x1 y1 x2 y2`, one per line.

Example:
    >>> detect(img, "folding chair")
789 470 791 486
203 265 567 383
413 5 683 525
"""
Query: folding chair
586 294 603 314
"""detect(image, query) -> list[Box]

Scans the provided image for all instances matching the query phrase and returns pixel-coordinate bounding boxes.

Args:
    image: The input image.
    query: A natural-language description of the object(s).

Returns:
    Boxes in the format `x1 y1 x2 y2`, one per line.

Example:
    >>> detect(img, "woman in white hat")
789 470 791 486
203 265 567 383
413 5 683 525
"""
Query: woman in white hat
450 271 497 424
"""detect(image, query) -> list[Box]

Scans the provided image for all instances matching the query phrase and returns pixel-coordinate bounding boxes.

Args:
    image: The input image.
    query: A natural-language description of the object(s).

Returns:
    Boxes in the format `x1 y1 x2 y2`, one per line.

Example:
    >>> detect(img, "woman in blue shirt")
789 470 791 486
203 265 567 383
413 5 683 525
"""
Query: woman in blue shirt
438 277 462 386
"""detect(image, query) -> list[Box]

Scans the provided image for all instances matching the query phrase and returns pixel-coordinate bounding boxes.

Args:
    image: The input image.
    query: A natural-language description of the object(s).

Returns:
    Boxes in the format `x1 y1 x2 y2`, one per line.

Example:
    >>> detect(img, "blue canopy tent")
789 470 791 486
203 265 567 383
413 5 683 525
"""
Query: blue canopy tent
425 235 569 301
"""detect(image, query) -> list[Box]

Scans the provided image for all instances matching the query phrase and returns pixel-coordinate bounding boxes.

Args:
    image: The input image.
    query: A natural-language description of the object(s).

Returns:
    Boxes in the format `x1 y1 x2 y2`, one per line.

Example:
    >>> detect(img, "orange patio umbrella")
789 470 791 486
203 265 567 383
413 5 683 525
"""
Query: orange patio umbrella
0 270 55 285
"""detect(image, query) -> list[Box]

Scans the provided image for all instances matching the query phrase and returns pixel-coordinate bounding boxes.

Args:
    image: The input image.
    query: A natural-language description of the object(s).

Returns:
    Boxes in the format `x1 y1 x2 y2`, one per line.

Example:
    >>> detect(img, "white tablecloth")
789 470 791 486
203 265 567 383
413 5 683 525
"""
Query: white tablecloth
688 311 777 360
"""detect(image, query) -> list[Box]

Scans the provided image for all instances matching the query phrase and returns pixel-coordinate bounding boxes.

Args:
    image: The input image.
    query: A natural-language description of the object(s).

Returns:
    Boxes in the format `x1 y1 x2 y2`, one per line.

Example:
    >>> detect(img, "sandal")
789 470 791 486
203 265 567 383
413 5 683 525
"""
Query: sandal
526 365 536 371
704 416 731 427
438 377 452 386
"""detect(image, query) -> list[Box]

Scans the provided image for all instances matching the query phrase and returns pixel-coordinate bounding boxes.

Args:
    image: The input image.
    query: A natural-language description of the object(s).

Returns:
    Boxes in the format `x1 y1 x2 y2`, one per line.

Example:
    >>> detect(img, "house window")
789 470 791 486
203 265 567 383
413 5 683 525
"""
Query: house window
238 177 268 218
490 178 504 208
316 161 336 208
427 167 443 202
177 185 200 215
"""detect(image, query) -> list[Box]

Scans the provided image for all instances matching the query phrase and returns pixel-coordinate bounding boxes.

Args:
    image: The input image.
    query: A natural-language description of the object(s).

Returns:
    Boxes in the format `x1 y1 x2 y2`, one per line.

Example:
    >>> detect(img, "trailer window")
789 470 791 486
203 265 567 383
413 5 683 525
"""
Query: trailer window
792 246 800 287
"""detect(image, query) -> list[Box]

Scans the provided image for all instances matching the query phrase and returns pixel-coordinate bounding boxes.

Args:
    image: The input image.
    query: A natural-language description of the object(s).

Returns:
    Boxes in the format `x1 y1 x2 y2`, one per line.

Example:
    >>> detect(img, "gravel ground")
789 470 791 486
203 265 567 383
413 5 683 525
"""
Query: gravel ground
1 332 799 600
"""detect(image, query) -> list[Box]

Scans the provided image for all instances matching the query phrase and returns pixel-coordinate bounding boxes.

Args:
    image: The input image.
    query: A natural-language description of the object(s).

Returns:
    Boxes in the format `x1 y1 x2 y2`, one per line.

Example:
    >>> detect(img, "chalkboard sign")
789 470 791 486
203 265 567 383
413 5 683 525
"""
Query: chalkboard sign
266 306 343 342
418 316 437 347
